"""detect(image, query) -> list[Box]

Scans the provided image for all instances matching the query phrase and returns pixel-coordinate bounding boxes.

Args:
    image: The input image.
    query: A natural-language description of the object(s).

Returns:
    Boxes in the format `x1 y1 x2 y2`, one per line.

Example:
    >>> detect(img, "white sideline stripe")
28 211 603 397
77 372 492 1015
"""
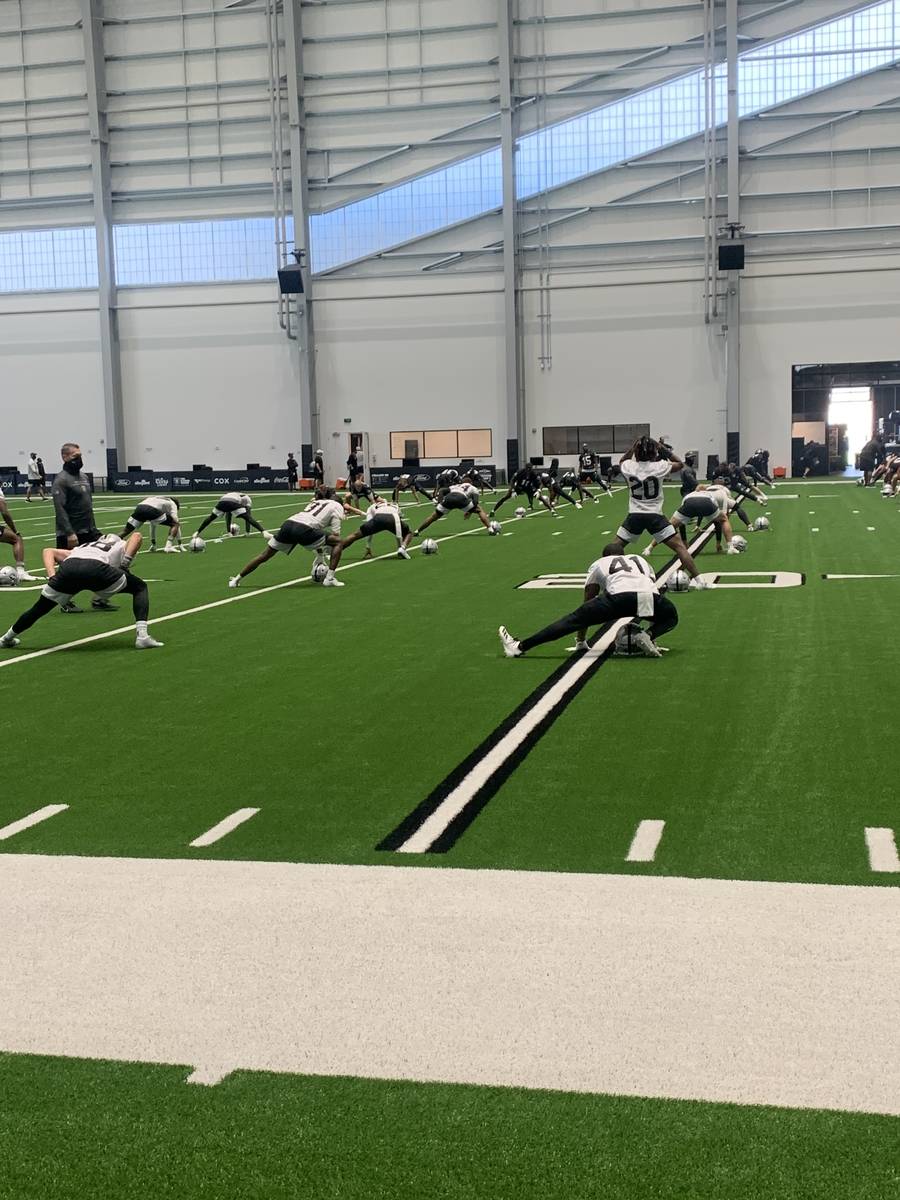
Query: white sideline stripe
0 507 528 669
764 495 798 499
395 527 714 855
867 526 876 531
0 804 68 841
864 827 900 873
190 808 259 848
626 820 665 863
1 856 899 1115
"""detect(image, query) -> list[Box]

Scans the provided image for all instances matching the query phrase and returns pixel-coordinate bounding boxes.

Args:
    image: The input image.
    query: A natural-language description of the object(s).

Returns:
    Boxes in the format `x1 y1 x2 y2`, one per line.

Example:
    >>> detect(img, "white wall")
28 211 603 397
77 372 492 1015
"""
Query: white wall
0 296 106 477
117 285 300 471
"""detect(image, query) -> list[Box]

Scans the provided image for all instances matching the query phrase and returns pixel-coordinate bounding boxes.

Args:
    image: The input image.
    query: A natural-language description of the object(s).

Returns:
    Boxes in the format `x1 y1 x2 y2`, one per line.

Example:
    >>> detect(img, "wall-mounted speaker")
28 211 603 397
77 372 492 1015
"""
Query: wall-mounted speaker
277 265 305 295
718 243 745 271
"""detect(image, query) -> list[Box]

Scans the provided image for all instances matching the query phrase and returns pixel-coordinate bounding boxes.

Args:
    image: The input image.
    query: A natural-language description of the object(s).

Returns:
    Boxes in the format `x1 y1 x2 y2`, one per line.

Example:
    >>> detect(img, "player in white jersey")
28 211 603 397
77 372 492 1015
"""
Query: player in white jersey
609 436 707 583
414 481 492 536
642 483 739 556
227 488 363 589
0 531 162 650
330 498 413 568
0 488 37 581
193 492 266 540
120 495 183 552
498 543 679 659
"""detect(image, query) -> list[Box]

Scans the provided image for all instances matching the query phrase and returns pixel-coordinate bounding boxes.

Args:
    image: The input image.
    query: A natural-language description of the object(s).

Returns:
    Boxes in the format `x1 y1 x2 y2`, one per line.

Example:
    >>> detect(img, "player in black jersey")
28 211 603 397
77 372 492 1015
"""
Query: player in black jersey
491 464 541 515
431 468 460 499
559 467 599 504
538 471 581 511
344 475 379 508
392 472 430 504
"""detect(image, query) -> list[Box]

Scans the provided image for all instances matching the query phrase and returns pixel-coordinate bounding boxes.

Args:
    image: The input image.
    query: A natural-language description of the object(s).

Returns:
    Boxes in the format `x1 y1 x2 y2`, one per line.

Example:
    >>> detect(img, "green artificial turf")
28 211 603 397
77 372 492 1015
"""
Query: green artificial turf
2 484 898 886
0 1052 897 1200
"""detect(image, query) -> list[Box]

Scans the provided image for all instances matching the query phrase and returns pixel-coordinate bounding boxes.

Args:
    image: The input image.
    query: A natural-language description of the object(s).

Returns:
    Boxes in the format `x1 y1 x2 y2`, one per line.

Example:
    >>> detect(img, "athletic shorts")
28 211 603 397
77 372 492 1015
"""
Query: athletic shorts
674 494 718 522
617 512 675 543
858 456 875 472
130 503 173 527
360 514 409 539
437 493 475 515
43 559 127 604
268 519 326 554
513 483 536 497
213 500 247 517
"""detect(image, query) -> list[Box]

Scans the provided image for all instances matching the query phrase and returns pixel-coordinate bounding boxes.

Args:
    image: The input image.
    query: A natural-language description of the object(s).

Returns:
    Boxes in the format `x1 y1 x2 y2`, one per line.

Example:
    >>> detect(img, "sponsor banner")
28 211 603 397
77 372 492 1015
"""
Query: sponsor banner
110 470 290 493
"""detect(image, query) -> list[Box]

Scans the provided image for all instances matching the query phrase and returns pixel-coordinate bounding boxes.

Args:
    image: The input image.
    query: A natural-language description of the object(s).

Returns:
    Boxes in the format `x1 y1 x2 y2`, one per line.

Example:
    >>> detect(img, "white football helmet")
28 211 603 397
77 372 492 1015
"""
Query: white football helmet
0 566 18 587
310 561 328 583
731 535 748 552
514 507 527 518
669 568 692 591
421 538 439 555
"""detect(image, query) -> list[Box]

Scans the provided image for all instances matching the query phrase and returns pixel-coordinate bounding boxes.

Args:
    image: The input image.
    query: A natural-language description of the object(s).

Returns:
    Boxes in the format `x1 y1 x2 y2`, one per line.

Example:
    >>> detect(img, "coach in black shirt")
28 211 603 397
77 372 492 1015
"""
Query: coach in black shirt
52 442 97 551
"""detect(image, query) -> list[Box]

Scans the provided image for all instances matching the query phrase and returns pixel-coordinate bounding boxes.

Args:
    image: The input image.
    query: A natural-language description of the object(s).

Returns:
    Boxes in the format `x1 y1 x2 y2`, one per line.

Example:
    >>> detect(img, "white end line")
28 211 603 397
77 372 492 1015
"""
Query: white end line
190 808 260 848
864 827 900 873
625 819 666 862
0 804 68 841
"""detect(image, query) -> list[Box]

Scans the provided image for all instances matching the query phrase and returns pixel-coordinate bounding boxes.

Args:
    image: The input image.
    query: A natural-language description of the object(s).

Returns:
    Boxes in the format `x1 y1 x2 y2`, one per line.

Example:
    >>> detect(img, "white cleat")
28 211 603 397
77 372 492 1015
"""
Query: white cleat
726 544 740 555
632 630 662 658
689 577 716 590
498 625 523 657
574 639 588 652
323 572 345 587
162 543 180 554
0 633 20 648
575 502 583 510
397 546 410 559
228 576 241 588
135 634 164 650
16 570 37 582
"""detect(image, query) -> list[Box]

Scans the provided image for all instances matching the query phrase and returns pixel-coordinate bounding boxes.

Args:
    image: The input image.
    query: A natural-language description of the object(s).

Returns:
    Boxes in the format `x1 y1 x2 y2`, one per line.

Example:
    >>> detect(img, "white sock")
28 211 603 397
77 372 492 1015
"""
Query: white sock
3 627 14 640
136 621 149 637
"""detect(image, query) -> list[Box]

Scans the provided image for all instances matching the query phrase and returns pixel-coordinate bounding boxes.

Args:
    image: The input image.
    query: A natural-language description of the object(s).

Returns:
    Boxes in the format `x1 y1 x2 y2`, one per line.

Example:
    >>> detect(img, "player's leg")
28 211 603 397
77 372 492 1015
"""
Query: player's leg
414 509 442 536
117 573 162 649
230 545 278 584
1 595 58 645
1 528 35 581
647 594 679 644
475 505 492 530
501 595 615 657
491 487 514 515
194 511 218 537
556 486 579 508
330 529 363 570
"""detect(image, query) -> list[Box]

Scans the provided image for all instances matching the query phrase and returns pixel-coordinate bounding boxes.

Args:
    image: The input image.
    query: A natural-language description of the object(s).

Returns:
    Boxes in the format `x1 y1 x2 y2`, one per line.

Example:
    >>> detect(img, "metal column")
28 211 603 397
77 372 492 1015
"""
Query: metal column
81 0 124 475
282 0 319 470
498 0 525 478
724 0 741 464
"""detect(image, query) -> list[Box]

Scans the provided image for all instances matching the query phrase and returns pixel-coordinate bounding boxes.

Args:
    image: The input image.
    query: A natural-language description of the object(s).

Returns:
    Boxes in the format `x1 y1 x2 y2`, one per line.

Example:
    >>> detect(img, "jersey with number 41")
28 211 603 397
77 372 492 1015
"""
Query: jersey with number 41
619 457 671 514
585 553 659 598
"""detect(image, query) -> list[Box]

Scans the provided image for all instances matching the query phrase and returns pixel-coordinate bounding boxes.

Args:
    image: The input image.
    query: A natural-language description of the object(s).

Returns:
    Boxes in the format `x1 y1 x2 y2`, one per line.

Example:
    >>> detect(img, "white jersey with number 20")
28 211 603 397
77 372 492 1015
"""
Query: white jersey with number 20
619 457 671 514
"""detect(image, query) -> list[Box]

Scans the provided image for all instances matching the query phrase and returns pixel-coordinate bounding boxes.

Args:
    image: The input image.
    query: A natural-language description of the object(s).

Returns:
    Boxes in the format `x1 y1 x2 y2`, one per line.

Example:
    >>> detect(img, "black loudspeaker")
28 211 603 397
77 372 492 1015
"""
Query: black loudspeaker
277 265 305 295
193 464 210 471
718 243 745 271
247 463 260 470
127 464 141 471
529 456 544 466
402 457 420 470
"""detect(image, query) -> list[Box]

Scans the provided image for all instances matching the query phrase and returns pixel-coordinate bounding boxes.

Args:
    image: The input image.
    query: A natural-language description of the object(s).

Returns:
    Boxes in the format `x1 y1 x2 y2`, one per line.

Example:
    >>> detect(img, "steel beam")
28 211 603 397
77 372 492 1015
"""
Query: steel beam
498 0 524 478
724 0 741 464
282 0 319 462
80 0 124 475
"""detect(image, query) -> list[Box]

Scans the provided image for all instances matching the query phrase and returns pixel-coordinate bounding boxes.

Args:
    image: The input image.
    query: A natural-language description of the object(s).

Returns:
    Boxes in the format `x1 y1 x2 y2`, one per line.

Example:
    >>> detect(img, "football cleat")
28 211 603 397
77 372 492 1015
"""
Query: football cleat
15 569 37 582
498 626 523 657
397 546 411 559
323 572 345 587
689 577 716 590
0 632 20 648
91 598 117 611
488 520 502 536
575 502 583 510
726 543 740 555
135 633 164 650
631 630 662 658
228 576 241 588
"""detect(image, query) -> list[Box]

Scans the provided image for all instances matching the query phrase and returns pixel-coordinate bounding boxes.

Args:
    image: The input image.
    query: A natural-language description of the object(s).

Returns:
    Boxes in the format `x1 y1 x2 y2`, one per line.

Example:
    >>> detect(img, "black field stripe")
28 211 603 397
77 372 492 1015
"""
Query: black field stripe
378 525 716 854
376 623 614 853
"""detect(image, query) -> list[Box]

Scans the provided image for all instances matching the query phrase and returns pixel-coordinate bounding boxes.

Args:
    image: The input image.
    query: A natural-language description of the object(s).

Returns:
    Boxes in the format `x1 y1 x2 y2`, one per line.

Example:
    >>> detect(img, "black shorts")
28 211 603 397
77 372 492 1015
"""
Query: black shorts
858 456 875 472
46 559 125 599
437 493 474 514
214 499 245 516
578 470 597 483
617 512 675 543
360 514 409 538
513 482 536 497
132 503 172 526
675 495 718 522
56 533 72 550
268 519 325 554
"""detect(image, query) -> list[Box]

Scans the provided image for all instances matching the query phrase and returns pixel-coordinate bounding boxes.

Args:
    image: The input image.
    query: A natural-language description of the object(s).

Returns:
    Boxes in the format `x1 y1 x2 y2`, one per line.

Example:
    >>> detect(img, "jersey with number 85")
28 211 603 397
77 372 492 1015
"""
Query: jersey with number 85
585 553 659 598
619 457 671 513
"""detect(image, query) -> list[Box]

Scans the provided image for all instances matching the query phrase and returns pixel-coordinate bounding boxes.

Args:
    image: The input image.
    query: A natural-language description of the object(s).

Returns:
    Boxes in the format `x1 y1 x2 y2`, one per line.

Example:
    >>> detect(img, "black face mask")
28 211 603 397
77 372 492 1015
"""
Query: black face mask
64 455 83 474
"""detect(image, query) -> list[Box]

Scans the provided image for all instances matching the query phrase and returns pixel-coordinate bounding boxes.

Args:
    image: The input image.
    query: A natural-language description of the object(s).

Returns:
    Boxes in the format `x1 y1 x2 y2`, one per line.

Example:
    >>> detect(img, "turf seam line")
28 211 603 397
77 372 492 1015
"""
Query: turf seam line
378 525 717 855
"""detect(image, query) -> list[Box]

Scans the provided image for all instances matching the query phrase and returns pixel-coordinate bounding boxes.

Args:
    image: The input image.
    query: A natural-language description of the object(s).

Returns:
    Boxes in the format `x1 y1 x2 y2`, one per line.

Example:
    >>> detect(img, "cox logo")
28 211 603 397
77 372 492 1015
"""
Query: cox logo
214 477 229 485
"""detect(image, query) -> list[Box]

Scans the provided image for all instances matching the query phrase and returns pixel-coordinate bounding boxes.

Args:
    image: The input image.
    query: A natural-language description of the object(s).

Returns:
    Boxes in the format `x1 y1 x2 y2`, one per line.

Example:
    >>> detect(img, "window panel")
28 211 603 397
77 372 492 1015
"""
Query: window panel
577 425 615 454
542 427 579 455
422 430 459 459
0 226 97 293
390 431 425 459
457 428 492 457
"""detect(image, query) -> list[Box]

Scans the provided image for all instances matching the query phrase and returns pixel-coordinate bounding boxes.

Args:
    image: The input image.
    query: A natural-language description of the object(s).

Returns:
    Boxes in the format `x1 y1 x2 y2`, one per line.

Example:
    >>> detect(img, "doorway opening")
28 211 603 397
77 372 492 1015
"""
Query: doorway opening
828 387 873 464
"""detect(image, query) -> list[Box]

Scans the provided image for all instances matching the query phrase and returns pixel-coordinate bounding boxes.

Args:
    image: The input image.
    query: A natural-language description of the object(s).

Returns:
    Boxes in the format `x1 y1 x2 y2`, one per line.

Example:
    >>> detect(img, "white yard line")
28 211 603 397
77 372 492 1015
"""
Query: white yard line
0 508 529 669
864 827 900 873
0 804 68 841
190 808 260 848
0 855 898 1114
625 820 666 863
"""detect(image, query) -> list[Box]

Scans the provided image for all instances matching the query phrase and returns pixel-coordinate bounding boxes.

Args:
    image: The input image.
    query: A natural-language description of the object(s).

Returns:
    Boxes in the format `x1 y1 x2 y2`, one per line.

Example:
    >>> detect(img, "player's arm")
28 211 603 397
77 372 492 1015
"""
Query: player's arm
42 547 69 574
0 497 18 536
